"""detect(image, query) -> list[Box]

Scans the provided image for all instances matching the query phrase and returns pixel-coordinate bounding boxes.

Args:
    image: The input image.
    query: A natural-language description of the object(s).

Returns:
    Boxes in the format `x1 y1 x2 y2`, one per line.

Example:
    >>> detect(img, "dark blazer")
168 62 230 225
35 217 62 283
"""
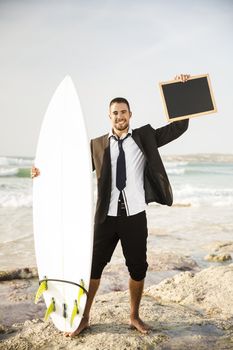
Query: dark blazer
91 119 189 224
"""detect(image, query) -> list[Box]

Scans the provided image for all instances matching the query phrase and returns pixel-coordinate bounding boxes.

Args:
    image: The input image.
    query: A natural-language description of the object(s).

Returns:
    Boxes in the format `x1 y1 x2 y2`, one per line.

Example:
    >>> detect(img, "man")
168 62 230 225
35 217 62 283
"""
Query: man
32 74 190 336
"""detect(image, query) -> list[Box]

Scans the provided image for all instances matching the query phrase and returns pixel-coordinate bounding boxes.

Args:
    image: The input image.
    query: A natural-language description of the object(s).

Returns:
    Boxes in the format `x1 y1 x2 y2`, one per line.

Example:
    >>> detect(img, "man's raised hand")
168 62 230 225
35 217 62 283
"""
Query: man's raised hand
174 74 190 82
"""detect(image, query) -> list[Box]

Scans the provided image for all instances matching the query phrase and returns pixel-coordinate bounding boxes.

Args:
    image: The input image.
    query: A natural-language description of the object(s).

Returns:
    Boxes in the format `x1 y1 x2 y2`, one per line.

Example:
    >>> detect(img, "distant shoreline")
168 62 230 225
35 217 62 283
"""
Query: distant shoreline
1 153 233 161
162 153 233 162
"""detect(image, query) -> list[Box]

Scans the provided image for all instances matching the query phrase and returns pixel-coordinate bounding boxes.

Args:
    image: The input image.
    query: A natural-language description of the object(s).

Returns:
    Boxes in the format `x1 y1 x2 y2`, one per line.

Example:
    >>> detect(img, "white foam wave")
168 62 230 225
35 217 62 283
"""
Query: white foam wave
0 180 32 208
173 185 233 207
0 167 19 177
164 161 189 168
0 156 33 167
0 192 32 208
167 168 186 175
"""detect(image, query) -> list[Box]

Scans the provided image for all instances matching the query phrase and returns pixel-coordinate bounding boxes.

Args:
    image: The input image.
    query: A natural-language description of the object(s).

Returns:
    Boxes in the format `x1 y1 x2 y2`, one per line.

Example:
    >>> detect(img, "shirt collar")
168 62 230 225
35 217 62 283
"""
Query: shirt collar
108 127 132 139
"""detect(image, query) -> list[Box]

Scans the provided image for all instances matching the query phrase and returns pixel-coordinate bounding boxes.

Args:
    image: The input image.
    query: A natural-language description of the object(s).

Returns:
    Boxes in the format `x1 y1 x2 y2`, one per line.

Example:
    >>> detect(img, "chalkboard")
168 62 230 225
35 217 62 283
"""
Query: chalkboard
159 74 217 122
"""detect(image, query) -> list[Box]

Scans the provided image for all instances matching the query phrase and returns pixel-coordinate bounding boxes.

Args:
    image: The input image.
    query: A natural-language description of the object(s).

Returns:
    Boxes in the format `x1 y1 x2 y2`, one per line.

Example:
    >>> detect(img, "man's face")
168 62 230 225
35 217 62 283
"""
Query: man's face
109 102 132 132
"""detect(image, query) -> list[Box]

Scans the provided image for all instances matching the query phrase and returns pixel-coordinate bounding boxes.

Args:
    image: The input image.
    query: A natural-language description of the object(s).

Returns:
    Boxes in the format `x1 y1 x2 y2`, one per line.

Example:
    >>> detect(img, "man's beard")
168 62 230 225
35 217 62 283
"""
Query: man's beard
114 120 129 131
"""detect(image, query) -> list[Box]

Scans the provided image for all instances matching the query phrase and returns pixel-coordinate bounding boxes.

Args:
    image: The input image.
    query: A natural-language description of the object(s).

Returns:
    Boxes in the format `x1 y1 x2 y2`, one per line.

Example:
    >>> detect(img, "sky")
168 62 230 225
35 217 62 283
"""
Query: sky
0 0 233 157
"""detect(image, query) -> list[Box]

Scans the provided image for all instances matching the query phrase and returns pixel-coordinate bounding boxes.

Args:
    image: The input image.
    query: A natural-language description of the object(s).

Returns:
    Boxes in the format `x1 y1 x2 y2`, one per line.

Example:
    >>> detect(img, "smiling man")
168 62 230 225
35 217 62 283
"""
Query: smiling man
32 74 190 336
65 74 190 336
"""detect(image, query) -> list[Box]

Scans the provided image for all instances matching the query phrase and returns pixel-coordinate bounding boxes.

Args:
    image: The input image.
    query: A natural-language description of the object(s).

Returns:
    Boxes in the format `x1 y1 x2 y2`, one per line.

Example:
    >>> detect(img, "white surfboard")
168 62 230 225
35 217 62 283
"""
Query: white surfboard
33 76 93 332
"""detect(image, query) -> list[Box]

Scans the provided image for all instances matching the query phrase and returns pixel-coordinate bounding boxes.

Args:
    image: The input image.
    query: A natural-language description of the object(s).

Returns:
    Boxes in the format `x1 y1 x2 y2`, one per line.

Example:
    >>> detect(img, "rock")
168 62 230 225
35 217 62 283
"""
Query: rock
203 241 233 254
204 254 232 262
145 264 233 318
0 268 38 281
148 251 199 272
0 325 6 334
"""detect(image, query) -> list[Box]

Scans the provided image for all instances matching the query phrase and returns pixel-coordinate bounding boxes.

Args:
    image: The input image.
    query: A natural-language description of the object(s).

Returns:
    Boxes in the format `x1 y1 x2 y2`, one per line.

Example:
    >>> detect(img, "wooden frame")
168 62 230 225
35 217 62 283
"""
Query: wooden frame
159 74 217 122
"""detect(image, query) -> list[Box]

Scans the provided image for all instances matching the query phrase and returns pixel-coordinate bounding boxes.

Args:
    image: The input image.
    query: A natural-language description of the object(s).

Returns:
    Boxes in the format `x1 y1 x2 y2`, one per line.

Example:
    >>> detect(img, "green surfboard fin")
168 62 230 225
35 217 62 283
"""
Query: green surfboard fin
77 279 85 304
70 300 79 327
44 297 56 321
70 279 85 326
35 279 48 304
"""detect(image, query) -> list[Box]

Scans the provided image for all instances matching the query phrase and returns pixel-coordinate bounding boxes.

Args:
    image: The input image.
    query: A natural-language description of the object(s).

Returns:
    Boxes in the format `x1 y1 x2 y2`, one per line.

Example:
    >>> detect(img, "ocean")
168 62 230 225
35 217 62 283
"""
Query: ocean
0 154 233 278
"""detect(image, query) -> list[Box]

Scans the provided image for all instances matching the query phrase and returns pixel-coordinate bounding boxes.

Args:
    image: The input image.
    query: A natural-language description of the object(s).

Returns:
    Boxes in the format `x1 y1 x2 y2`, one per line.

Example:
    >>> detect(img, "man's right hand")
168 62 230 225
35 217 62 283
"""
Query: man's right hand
174 74 190 82
31 166 40 179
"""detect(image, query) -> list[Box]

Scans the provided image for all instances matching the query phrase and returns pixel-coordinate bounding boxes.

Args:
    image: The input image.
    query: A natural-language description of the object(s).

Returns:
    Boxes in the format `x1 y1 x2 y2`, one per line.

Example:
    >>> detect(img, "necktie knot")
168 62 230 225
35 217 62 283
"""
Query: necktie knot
113 133 129 142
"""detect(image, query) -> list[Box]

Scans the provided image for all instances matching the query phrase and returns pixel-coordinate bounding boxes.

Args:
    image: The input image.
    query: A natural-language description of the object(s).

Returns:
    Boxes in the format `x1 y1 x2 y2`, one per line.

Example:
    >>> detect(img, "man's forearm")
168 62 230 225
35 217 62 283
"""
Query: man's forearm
154 118 189 148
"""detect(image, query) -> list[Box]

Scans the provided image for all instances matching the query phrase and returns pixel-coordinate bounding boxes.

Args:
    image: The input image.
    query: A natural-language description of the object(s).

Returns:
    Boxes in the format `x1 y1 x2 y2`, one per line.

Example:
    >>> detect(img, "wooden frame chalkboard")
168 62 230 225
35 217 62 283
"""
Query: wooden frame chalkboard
159 74 217 122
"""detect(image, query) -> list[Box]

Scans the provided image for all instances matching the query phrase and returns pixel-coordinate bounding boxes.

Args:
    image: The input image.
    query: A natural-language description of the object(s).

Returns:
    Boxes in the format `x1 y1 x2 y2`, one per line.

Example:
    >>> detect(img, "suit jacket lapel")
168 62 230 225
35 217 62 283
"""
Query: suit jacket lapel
103 134 110 150
102 134 111 176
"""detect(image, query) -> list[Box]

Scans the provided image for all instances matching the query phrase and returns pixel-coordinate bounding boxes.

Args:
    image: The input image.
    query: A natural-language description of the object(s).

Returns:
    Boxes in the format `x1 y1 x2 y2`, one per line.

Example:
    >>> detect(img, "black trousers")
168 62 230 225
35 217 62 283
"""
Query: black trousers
91 211 148 281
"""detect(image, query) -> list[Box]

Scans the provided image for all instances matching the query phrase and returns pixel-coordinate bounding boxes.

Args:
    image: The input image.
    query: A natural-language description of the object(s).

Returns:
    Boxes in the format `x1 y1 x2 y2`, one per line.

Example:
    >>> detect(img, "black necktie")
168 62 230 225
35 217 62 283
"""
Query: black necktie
115 134 129 191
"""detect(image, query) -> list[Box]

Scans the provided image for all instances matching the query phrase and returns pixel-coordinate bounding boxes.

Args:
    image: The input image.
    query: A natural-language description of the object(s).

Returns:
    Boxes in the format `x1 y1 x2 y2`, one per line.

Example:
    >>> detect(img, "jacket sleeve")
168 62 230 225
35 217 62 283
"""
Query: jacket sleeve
153 119 189 148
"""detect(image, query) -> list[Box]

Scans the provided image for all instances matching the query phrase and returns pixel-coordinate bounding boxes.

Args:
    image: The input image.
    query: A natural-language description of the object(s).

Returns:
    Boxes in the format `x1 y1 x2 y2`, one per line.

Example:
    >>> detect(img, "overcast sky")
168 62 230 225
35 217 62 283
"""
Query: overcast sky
0 0 233 157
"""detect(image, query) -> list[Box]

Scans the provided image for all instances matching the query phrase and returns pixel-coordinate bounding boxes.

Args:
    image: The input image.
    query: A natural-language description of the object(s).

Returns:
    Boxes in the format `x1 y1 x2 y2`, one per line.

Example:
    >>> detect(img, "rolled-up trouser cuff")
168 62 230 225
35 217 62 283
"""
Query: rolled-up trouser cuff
128 262 148 281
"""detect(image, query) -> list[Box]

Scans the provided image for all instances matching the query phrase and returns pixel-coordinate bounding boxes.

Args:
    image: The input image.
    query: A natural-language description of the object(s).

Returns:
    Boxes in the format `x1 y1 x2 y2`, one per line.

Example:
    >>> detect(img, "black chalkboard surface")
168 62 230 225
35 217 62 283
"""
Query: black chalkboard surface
159 74 217 122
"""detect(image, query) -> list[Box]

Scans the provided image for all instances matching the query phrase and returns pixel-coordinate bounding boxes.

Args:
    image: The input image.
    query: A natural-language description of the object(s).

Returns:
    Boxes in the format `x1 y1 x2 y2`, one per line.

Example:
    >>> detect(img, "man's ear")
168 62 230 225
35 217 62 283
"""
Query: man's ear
130 111 132 118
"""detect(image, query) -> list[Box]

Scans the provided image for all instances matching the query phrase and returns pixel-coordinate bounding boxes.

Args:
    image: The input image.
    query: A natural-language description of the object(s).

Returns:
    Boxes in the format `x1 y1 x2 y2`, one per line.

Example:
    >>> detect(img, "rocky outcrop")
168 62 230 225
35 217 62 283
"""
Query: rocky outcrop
145 264 233 318
147 251 199 272
0 268 38 281
1 264 233 349
203 241 233 255
204 254 232 262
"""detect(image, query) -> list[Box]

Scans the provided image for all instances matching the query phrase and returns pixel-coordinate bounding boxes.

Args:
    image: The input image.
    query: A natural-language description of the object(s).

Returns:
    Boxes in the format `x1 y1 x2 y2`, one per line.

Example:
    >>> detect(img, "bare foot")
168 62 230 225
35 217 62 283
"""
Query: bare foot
129 317 151 334
65 316 90 337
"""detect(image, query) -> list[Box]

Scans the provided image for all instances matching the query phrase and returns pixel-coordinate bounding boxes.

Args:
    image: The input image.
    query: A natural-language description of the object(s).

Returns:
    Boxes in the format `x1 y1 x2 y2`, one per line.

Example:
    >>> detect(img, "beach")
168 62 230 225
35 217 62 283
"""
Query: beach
0 153 233 349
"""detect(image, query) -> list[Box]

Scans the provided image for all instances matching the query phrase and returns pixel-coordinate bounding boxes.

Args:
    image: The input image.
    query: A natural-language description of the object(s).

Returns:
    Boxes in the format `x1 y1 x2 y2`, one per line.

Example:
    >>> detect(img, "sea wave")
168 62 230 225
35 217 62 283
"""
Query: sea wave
164 161 189 167
0 191 32 208
1 156 233 178
173 185 233 207
166 163 233 176
0 157 33 178
0 167 31 178
167 168 186 175
0 155 232 208
0 156 33 167
0 185 232 208
0 180 32 208
0 167 19 177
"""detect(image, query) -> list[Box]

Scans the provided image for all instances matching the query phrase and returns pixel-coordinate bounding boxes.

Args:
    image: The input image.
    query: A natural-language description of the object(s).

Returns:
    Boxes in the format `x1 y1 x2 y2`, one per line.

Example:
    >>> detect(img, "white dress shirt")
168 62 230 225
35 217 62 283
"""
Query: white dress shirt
107 127 146 216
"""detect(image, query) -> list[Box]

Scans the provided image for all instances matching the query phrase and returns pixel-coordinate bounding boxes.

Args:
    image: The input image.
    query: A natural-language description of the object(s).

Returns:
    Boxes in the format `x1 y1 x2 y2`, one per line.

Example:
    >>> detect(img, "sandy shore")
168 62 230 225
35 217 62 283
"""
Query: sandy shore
1 246 233 349
1 205 233 349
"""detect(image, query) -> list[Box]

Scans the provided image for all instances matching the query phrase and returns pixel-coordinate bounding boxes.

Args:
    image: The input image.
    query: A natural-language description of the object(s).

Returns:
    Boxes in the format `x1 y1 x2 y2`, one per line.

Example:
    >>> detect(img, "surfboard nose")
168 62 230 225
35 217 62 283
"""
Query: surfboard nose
58 75 74 92
62 74 73 85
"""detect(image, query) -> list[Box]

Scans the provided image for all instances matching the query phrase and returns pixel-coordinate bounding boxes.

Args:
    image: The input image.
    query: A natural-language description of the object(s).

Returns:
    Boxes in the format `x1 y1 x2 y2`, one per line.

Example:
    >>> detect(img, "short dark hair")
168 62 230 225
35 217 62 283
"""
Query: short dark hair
109 97 131 112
